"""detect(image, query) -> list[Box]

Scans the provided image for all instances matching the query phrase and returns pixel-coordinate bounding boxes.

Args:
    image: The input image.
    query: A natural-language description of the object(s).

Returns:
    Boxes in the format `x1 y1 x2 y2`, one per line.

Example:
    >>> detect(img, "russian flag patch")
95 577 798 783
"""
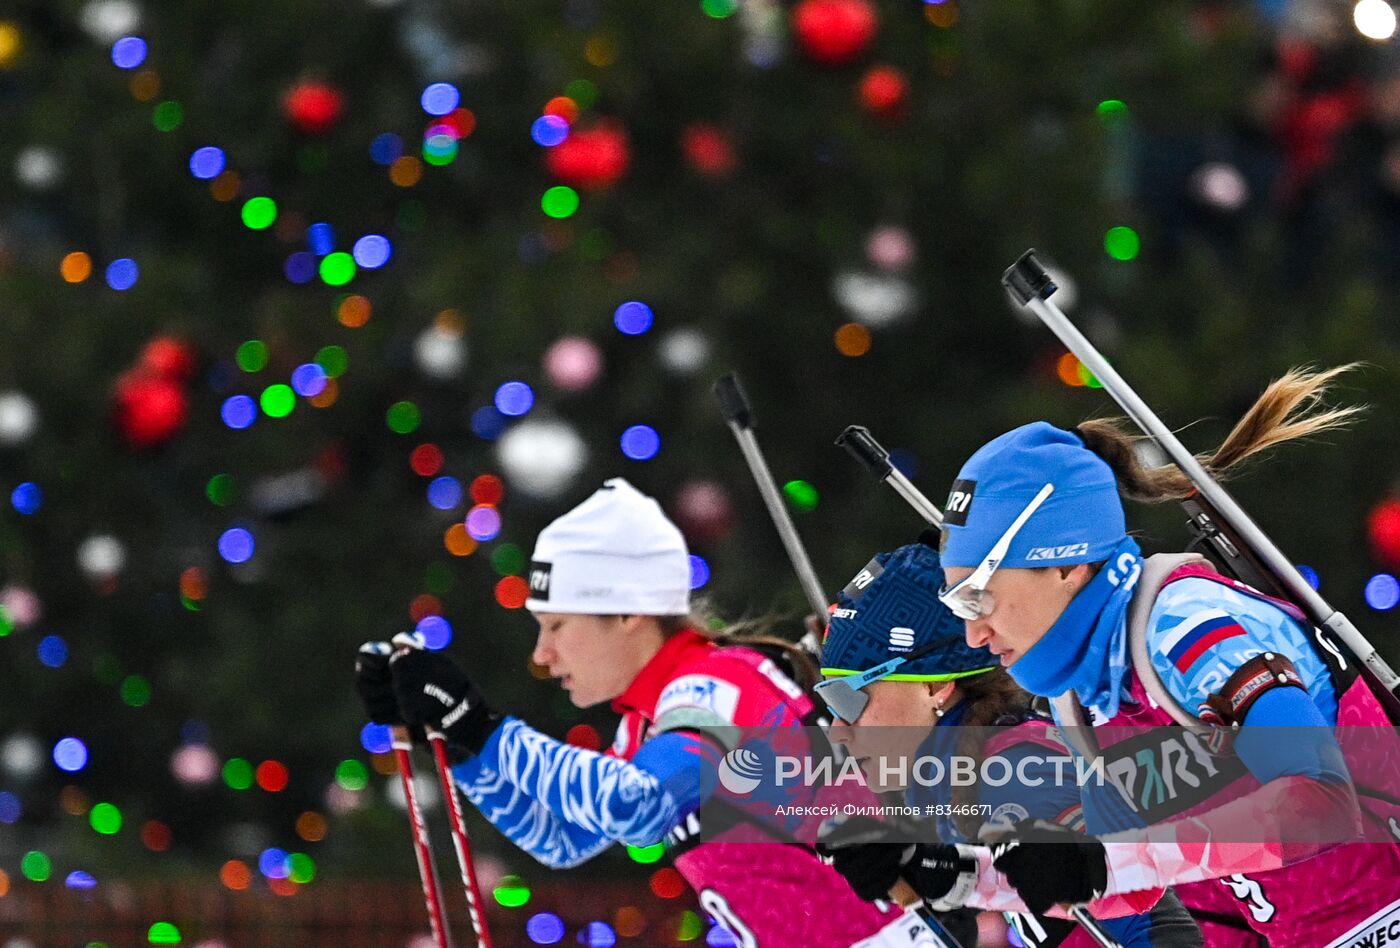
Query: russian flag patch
1161 609 1248 673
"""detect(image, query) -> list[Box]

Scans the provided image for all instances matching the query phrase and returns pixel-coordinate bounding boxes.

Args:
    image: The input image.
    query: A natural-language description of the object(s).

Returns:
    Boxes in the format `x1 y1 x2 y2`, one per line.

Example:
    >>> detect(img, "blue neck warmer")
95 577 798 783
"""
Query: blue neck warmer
1008 536 1143 720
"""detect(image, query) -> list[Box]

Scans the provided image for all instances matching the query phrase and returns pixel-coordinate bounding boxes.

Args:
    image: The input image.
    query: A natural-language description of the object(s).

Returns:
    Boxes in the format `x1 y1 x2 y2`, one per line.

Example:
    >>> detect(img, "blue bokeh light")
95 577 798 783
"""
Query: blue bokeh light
11 482 41 515
620 425 661 461
189 146 226 180
307 222 335 256
352 234 392 270
370 133 404 166
421 83 461 116
613 301 654 336
221 395 257 430
218 527 255 564
582 922 616 948
111 36 147 69
38 635 68 668
1296 564 1320 590
284 252 316 284
531 115 570 147
53 737 89 773
465 505 502 542
360 722 392 754
471 405 508 441
1365 573 1400 611
689 555 711 590
416 615 453 650
65 870 97 890
706 924 739 947
525 912 565 945
494 381 535 417
0 791 20 824
106 258 139 291
290 363 328 398
427 476 464 511
259 848 290 879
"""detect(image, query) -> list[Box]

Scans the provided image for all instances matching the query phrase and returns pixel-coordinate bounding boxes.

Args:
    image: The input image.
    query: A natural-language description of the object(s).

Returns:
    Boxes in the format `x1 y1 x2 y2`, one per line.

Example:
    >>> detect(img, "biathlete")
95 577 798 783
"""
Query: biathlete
814 540 1207 947
356 478 945 947
827 367 1400 947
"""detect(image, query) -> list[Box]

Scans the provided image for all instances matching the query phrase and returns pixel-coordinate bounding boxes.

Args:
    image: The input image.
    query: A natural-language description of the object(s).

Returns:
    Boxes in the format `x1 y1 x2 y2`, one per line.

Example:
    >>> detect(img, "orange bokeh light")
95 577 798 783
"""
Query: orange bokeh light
60 252 92 284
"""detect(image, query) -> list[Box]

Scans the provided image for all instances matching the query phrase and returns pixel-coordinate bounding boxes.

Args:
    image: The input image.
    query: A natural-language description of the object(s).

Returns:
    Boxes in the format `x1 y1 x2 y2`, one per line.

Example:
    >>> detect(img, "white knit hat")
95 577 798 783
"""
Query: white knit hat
525 477 691 615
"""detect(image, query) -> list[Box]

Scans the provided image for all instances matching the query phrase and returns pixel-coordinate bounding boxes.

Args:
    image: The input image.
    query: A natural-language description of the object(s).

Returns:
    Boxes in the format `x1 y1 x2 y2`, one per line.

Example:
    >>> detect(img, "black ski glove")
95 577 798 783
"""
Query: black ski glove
354 641 404 725
389 632 503 761
986 818 1108 915
817 816 976 907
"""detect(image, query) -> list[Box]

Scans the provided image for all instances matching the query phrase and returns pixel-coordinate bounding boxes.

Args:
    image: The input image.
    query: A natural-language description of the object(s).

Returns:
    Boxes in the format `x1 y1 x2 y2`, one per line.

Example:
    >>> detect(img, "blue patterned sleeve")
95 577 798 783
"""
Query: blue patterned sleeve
451 717 720 869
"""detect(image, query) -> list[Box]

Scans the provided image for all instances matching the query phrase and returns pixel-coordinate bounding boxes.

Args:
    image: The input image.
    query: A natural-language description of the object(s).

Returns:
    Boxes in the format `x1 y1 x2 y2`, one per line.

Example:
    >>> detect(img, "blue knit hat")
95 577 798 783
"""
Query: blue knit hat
820 542 996 680
941 421 1126 570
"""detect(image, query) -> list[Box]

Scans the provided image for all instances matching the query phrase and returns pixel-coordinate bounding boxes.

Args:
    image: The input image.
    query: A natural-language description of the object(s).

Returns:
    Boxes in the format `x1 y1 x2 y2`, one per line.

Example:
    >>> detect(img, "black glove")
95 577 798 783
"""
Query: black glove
354 641 402 725
389 632 503 760
817 816 973 906
986 818 1107 915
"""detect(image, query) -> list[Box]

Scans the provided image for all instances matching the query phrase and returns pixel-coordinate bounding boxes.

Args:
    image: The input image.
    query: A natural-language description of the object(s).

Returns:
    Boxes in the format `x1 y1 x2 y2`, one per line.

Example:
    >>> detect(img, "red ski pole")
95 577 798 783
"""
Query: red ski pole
393 726 454 948
428 732 494 948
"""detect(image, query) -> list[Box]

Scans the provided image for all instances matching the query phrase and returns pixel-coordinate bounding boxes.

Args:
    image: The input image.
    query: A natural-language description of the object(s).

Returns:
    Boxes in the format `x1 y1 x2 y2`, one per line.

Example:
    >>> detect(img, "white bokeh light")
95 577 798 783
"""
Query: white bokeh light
1355 0 1397 40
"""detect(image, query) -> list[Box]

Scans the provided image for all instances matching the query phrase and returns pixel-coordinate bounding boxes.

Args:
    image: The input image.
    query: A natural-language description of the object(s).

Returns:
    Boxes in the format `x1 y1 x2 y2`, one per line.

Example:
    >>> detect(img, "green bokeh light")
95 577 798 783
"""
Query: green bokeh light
493 875 531 907
424 561 455 594
1104 226 1140 261
288 852 316 884
564 79 597 109
21 850 51 882
386 400 421 435
240 197 277 230
90 802 123 835
181 595 202 613
223 757 253 790
626 842 665 864
490 543 525 577
334 758 368 791
120 674 151 707
0 604 11 637
314 345 349 378
261 384 296 418
676 910 703 941
422 136 458 166
1096 99 1128 122
1076 362 1104 389
782 479 819 513
152 101 183 131
147 922 181 945
541 186 579 219
235 340 268 373
206 474 236 507
320 252 356 286
701 0 739 17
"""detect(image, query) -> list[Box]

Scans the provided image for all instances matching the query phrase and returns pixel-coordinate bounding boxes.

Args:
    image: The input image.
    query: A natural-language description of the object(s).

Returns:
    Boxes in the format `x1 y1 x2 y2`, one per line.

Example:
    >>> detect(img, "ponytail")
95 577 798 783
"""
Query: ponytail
1075 364 1364 504
658 609 820 696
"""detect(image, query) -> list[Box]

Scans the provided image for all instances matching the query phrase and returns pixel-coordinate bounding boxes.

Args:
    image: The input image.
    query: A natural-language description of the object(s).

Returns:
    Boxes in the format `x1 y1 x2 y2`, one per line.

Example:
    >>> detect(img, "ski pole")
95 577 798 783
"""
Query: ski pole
713 372 830 646
1002 249 1400 715
392 726 454 948
1068 905 1122 948
835 425 944 527
427 733 493 948
889 879 968 948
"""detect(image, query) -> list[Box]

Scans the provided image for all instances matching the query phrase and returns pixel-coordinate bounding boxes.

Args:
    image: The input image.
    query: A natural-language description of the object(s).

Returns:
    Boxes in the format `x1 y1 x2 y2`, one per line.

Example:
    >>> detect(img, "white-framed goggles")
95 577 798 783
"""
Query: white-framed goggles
813 638 973 723
937 483 1055 621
